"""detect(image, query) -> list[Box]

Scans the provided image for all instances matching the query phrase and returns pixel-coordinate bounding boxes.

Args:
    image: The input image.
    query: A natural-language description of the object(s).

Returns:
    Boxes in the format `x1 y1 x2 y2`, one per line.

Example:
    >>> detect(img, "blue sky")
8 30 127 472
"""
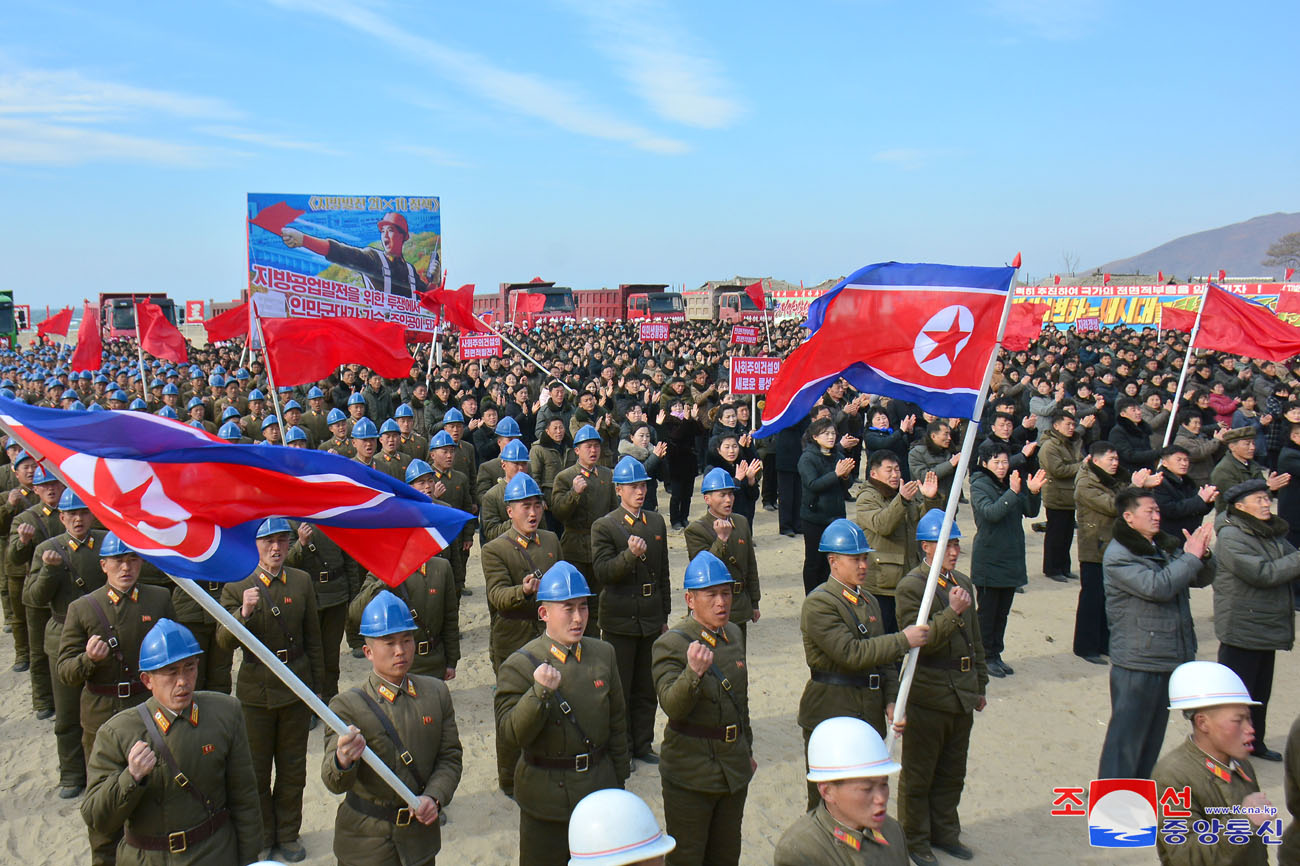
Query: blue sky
4 0 1297 311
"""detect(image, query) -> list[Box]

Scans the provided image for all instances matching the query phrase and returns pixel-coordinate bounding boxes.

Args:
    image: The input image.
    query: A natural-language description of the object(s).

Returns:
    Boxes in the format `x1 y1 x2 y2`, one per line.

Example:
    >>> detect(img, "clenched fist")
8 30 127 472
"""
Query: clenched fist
127 740 157 783
627 535 647 557
948 585 972 615
714 518 732 543
533 663 562 691
240 586 261 618
686 641 714 677
572 475 588 495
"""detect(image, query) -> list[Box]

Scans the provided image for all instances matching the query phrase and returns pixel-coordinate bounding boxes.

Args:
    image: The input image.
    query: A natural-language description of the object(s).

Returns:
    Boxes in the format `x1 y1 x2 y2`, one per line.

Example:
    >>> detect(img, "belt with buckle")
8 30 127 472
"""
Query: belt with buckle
523 745 607 772
810 670 882 690
86 681 147 698
733 580 745 594
345 792 414 826
641 582 655 597
124 808 229 852
246 646 304 664
667 719 741 743
919 655 973 672
318 571 331 583
415 637 441 656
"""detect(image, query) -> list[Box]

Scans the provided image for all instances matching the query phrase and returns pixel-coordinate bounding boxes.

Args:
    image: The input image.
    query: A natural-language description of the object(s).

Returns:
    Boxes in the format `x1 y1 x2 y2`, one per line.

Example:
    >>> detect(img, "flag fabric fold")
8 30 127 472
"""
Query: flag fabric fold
37 307 73 338
248 201 306 236
204 301 251 343
136 301 188 364
515 292 546 315
1277 291 1300 316
1160 304 1198 333
417 285 490 333
1002 301 1050 351
0 399 471 586
70 303 103 372
261 316 413 386
744 280 765 310
1194 284 1300 361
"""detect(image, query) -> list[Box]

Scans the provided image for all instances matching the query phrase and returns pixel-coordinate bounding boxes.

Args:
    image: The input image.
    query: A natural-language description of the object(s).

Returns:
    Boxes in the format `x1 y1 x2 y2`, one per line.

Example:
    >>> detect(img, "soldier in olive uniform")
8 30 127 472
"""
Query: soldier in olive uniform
1210 426 1288 512
683 468 761 634
300 386 332 445
24 488 107 798
530 418 571 521
324 590 463 866
288 520 360 700
393 403 429 460
652 551 754 866
217 518 326 862
1 450 37 673
480 439 531 542
374 420 414 480
551 425 616 628
349 555 460 680
591 455 671 765
429 430 476 596
495 562 630 866
438 408 479 481
169 572 235 695
239 389 268 443
894 510 987 866
797 519 929 810
58 532 175 866
855 452 940 633
12 466 71 718
318 409 358 458
475 415 524 498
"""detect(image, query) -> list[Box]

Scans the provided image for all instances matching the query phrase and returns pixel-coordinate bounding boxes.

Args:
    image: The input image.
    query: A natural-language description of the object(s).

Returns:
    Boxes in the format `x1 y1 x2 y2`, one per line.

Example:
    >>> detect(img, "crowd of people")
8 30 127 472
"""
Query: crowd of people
1 313 1299 865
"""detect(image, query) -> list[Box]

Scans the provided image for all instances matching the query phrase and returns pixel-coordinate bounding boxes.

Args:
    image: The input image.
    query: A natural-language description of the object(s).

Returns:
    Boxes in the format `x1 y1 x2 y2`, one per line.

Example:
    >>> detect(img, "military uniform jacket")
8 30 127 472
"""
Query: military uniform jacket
431 467 475 542
374 449 413 480
0 486 35 565
452 439 476 482
797 578 909 732
591 507 671 637
1153 737 1266 866
7 500 63 578
475 457 504 500
350 559 460 676
494 634 629 821
551 463 616 566
854 480 937 596
318 436 358 459
683 512 761 623
25 529 108 622
482 528 556 652
238 414 265 443
217 566 326 708
81 692 262 866
301 409 331 445
652 615 754 795
529 440 567 497
171 578 226 628
397 432 428 461
286 522 360 610
1210 455 1269 513
478 478 509 542
323 672 463 866
895 564 987 715
775 803 909 866
57 584 174 699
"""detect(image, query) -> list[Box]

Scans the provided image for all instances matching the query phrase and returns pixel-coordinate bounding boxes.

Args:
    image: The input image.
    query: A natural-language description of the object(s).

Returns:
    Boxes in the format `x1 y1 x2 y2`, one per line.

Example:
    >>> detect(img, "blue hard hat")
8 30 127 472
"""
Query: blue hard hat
186 396 203 410
94 374 109 384
327 408 347 425
430 430 455 450
87 403 105 413
190 367 204 379
99 532 133 557
495 415 521 438
818 518 872 554
156 406 178 419
70 400 86 412
700 467 737 493
351 417 379 440
359 590 416 637
573 424 601 445
285 425 308 444
222 406 240 421
501 439 530 463
149 378 164 388
110 389 128 402
61 388 78 401
12 450 33 467
405 459 435 484
684 551 733 590
58 488 87 511
347 392 366 406
213 364 226 374
504 473 543 502
306 386 324 400
209 374 225 387
277 386 293 394
218 421 242 440
260 415 280 430
393 403 414 419
234 369 250 380
247 388 265 401
536 561 592 602
283 400 301 412
32 465 58 486
613 455 650 484
442 408 465 424
188 420 206 430
162 383 179 396
256 517 292 538
916 508 962 542
129 398 147 411
379 419 400 436
138 619 203 672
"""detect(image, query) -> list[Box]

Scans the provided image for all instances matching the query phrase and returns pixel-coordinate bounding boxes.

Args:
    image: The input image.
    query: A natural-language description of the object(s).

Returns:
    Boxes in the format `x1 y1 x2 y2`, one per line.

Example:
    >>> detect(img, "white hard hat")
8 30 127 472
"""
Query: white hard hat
1168 661 1260 711
806 716 901 782
568 789 676 866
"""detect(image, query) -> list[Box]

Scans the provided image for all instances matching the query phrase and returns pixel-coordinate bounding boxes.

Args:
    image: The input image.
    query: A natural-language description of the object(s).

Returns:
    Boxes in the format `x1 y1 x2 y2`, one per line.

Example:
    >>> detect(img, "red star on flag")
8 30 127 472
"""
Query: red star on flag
919 316 970 365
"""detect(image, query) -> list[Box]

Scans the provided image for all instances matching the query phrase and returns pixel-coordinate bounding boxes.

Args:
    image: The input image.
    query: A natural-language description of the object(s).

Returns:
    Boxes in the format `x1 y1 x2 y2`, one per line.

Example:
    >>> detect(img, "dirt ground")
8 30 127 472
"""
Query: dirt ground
0 483 1294 865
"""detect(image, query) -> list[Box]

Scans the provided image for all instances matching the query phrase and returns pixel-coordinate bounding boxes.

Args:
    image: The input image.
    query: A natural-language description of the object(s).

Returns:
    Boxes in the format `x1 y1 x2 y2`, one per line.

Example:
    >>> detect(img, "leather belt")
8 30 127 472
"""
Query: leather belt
919 655 973 672
124 808 229 853
667 719 741 742
86 680 148 698
523 745 607 772
245 646 305 664
497 607 537 621
811 670 882 690
345 791 414 826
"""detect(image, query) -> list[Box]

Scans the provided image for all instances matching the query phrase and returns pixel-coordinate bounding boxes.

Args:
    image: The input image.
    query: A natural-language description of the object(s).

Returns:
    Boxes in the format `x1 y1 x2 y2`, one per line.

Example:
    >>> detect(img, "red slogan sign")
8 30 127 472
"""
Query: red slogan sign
639 322 670 341
459 334 502 360
730 357 780 394
186 300 205 322
730 325 760 345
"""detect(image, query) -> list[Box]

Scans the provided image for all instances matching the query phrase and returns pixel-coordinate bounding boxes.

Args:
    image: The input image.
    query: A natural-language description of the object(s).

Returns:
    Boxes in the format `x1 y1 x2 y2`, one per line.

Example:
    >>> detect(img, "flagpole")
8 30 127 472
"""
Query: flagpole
761 279 773 354
885 261 1020 757
252 304 288 426
131 298 149 393
475 314 577 394
1161 291 1209 447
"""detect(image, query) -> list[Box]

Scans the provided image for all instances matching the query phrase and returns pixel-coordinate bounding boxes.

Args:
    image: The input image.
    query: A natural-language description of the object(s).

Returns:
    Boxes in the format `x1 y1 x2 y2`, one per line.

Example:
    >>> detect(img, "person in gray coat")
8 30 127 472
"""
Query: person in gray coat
1214 478 1300 762
1097 487 1216 780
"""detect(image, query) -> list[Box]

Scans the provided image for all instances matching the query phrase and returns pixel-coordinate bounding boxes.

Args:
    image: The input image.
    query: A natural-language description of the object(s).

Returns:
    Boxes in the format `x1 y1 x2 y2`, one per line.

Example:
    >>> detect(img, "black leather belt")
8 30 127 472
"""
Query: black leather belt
86 680 148 698
245 646 304 664
668 719 741 742
523 745 607 772
125 808 229 852
811 670 882 690
919 655 973 672
345 791 413 826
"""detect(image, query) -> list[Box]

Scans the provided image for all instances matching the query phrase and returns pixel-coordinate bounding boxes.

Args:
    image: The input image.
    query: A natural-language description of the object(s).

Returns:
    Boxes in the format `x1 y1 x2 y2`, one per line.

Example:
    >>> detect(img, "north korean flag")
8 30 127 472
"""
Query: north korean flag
755 262 1015 438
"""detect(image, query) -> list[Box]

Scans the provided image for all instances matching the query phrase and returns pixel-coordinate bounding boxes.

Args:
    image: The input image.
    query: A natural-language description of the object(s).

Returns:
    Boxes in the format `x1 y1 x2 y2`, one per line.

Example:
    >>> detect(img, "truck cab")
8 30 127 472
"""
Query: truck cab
628 292 685 320
718 291 766 323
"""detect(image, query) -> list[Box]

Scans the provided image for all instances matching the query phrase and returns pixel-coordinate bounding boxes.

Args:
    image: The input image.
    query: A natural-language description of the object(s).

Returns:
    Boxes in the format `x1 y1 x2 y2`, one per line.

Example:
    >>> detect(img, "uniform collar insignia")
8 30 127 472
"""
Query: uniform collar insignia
549 644 567 664
622 509 645 525
870 828 889 846
106 586 138 605
259 571 286 586
41 505 52 516
832 826 862 851
830 577 860 603
153 706 172 735
514 531 536 548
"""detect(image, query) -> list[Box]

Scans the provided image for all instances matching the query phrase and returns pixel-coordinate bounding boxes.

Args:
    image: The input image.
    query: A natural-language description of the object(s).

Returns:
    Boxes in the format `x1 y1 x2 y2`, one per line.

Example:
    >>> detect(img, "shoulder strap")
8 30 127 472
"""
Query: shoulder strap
512 648 596 750
666 628 742 710
84 595 129 674
815 586 869 637
135 703 218 815
254 581 297 650
351 687 429 790
389 582 433 646
58 542 90 593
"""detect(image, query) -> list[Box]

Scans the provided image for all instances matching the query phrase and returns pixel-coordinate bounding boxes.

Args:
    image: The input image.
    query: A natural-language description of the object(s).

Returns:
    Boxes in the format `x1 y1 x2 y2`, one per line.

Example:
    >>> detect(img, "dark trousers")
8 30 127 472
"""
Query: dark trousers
899 706 973 853
669 471 695 526
26 603 51 711
877 594 899 635
244 701 311 848
317 603 347 700
975 586 1015 660
46 623 85 788
1218 644 1275 750
802 521 829 595
777 471 802 534
1098 666 1171 779
6 571 28 662
604 631 657 756
1073 561 1110 658
518 811 570 866
1043 507 1075 577
662 777 747 866
760 453 777 506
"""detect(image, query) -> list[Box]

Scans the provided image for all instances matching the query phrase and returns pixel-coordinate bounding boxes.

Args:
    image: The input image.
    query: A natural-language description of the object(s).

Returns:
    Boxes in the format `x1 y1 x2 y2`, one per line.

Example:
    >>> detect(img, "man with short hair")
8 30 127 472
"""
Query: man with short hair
684 468 762 633
1039 410 1085 582
1108 396 1160 479
907 422 958 502
429 431 475 597
854 452 939 633
11 467 69 719
1151 445 1218 542
1211 427 1289 512
551 426 616 622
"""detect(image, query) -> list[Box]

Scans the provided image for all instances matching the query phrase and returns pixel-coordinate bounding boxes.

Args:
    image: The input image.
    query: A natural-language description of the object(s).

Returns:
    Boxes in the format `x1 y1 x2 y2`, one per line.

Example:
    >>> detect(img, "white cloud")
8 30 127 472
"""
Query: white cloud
985 0 1104 41
390 144 469 168
0 66 238 122
872 148 926 170
267 0 688 154
0 117 216 166
560 0 743 129
199 125 342 155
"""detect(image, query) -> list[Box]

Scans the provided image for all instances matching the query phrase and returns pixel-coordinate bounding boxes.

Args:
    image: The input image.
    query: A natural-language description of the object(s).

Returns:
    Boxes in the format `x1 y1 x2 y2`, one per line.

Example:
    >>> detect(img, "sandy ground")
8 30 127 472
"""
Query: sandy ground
0 484 1295 865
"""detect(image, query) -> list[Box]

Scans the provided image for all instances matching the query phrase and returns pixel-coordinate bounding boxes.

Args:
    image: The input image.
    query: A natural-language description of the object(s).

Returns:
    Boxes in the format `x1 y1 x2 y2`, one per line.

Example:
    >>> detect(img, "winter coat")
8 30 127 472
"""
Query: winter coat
1173 426 1222 487
853 479 937 597
863 427 910 476
1213 510 1299 651
1039 428 1084 510
1207 393 1239 428
798 443 851 526
775 417 810 473
1075 462 1124 563
1277 443 1300 547
1140 404 1171 449
1107 417 1158 478
907 440 957 501
1150 471 1214 542
969 466 1039 588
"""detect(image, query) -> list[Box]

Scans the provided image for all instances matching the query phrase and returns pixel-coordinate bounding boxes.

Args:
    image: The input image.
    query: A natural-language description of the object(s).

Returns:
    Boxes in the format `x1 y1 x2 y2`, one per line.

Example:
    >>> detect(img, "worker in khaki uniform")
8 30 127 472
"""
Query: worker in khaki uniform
798 519 928 811
349 554 460 680
683 468 761 634
652 551 754 866
1154 661 1276 866
480 440 531 542
495 562 630 866
775 717 910 866
1 449 37 673
169 574 234 694
475 415 524 499
854 452 940 633
482 473 556 797
374 420 414 481
24 488 107 799
217 517 325 862
287 520 360 701
301 386 332 445
318 409 358 459
530 418 570 534
894 510 987 866
324 591 463 866
567 788 677 865
58 532 175 866
393 403 429 460
438 408 479 482
591 455 672 765
429 430 476 597
81 619 263 865
551 425 617 626
10 464 66 718
1210 427 1287 513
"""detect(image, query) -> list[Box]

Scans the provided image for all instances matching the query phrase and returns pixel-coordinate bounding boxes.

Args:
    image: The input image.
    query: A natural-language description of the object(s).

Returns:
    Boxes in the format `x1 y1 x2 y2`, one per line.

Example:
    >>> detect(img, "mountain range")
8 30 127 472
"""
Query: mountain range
1095 211 1299 279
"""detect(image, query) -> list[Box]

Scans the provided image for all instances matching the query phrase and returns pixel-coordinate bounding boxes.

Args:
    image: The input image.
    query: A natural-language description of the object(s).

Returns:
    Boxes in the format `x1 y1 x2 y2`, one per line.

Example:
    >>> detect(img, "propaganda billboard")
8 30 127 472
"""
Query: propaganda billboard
1014 282 1299 331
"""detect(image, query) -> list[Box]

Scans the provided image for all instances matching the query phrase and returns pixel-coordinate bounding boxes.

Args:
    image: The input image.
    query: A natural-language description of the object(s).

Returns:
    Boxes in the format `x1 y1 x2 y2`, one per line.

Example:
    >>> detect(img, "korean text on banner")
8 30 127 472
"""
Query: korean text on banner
459 334 502 360
185 300 205 322
639 321 670 341
730 325 760 345
730 357 780 395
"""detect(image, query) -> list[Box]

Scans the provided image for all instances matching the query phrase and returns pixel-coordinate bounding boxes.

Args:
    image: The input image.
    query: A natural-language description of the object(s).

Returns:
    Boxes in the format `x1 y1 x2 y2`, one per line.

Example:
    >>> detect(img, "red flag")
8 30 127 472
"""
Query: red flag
1160 304 1198 333
261 317 413 386
1011 252 1022 268
744 280 765 310
36 307 73 338
1157 270 1164 283
135 301 188 364
515 293 546 314
1286 267 1296 281
1103 273 1111 285
1276 291 1300 316
1002 301 1050 351
417 285 491 334
1053 275 1061 285
248 201 305 236
1218 269 1226 281
204 301 250 343
70 303 103 372
1194 285 1300 361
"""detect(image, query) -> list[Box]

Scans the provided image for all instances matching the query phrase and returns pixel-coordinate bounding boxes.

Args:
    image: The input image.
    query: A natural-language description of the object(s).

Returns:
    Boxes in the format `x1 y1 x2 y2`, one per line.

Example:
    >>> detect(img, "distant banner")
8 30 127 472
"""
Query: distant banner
730 357 781 394
640 321 670 341
186 300 204 322
1014 282 1297 331
247 193 442 333
771 289 822 320
730 324 760 345
459 334 502 360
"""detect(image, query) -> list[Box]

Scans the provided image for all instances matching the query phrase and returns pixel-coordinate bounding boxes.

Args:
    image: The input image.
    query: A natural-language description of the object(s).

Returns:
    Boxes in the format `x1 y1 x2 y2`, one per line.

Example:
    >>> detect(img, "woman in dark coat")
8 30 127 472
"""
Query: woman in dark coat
970 439 1044 677
659 397 704 529
797 417 856 594
705 431 760 525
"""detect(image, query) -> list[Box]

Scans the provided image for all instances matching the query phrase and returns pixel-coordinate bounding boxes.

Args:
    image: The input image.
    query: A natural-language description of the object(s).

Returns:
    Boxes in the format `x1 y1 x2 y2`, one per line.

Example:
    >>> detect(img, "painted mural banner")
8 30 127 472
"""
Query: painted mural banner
1013 283 1299 331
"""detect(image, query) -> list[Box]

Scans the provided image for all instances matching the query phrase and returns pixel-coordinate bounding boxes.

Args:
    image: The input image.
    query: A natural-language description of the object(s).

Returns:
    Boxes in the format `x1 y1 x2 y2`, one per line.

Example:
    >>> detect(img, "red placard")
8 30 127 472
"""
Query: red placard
639 321 669 341
1075 317 1101 331
185 300 205 322
730 325 760 345
729 357 780 394
459 333 502 360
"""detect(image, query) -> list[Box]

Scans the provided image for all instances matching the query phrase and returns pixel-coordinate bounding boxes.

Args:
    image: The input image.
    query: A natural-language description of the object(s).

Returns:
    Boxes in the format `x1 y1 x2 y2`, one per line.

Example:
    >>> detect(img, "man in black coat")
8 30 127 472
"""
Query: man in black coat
1151 445 1218 543
1108 397 1159 480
